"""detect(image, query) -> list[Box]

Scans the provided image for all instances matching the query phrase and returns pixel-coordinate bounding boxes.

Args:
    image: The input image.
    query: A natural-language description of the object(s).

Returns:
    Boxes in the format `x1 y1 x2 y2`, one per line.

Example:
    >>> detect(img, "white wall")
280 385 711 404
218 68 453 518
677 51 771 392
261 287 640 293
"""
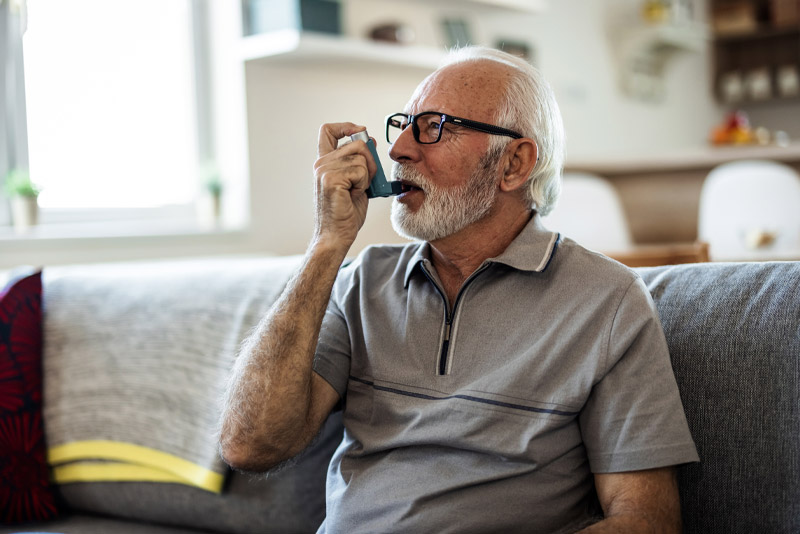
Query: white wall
528 0 720 159
244 61 420 256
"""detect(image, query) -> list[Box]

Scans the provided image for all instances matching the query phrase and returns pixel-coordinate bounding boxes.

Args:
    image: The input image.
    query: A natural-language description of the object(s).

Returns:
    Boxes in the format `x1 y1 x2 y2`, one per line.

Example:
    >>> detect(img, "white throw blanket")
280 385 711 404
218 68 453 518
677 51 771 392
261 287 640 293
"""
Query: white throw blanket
42 256 302 493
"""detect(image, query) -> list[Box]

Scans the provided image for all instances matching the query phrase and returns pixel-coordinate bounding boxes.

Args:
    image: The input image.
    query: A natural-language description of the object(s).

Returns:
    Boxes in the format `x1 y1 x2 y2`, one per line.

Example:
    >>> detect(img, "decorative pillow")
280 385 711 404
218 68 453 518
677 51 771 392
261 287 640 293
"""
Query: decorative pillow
0 271 59 524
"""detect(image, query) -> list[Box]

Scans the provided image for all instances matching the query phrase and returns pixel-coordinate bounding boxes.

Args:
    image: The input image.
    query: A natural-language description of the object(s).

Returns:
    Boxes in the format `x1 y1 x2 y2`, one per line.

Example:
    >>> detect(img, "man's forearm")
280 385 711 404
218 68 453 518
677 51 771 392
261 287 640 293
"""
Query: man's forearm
218 240 347 471
580 468 682 534
219 121 371 471
577 514 676 534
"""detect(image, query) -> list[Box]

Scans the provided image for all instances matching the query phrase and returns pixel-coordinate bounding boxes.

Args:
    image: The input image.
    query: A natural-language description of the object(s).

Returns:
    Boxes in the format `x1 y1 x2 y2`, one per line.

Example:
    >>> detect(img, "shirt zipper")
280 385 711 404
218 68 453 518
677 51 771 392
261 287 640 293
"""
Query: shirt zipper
420 262 490 376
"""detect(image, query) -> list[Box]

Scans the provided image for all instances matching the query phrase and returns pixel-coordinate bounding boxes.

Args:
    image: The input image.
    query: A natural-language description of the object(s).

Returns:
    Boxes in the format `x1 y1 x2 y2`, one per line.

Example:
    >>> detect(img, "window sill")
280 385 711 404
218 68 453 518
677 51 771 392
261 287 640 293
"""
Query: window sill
0 219 244 242
0 218 257 270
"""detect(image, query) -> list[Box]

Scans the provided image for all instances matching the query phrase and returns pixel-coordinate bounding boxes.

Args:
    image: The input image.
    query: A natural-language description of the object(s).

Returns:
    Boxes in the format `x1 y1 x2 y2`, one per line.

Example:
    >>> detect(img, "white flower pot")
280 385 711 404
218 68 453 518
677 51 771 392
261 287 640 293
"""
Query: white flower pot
10 195 39 233
196 192 222 229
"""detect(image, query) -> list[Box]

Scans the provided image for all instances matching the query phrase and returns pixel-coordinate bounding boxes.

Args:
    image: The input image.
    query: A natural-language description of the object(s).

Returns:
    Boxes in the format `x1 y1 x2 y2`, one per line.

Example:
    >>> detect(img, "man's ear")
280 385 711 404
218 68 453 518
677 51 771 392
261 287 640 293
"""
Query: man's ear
499 138 538 193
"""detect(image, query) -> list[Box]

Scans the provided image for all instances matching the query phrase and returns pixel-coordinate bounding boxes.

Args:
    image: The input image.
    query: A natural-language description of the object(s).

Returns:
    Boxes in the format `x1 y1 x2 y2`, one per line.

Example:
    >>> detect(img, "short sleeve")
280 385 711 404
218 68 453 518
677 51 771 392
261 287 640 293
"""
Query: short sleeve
313 277 352 399
579 276 700 473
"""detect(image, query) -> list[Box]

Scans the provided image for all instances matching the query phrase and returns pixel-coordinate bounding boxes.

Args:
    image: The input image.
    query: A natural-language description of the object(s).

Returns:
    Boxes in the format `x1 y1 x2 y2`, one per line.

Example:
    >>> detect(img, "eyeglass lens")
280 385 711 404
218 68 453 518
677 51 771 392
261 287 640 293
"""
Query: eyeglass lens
386 115 408 145
387 113 444 144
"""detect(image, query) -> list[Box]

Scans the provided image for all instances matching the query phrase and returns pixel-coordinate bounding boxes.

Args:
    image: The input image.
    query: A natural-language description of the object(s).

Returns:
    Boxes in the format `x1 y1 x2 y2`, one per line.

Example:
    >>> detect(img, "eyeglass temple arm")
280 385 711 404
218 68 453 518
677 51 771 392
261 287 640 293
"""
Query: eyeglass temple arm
449 117 523 139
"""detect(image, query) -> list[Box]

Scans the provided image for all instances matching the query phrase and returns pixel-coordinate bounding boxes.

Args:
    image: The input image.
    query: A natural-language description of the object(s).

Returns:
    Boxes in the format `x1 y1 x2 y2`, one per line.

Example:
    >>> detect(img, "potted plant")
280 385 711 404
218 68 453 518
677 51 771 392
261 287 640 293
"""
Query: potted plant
197 163 223 228
4 169 41 232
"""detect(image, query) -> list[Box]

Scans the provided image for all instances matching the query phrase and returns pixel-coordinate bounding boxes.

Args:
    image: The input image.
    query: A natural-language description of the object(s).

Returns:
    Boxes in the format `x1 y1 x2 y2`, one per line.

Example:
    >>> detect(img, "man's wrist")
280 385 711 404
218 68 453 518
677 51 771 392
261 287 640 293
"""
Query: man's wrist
307 234 352 266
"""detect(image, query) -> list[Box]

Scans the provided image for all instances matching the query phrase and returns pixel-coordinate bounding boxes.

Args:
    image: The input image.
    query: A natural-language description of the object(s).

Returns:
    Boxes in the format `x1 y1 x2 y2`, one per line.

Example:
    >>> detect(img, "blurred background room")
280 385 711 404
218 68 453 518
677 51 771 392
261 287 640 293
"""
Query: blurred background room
2 0 799 270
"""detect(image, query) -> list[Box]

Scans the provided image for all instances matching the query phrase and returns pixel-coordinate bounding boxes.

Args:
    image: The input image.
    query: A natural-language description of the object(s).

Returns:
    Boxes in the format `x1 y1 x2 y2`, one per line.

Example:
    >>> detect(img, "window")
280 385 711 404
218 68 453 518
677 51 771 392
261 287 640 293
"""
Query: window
20 0 209 224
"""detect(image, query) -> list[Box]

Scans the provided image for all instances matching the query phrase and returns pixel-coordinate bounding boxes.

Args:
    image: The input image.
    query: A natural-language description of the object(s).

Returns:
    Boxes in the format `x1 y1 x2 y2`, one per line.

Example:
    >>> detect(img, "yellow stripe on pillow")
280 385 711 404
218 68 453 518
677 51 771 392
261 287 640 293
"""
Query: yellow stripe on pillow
48 440 224 493
53 462 187 485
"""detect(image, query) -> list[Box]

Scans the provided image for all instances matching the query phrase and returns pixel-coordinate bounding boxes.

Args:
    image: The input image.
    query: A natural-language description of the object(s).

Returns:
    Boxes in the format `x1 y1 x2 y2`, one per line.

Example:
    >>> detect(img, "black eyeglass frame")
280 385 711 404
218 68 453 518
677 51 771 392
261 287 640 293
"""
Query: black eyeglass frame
385 111 524 145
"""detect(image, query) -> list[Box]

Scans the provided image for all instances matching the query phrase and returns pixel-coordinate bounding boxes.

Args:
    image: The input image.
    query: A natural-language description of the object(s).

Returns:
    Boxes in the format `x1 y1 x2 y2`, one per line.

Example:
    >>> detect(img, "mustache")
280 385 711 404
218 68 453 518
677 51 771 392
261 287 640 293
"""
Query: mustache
391 163 429 190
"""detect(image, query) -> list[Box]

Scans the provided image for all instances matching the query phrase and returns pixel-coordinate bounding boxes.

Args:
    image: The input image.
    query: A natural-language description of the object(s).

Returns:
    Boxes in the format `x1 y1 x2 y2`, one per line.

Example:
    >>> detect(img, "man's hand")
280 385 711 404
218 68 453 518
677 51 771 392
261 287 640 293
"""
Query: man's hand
312 122 377 252
578 467 682 533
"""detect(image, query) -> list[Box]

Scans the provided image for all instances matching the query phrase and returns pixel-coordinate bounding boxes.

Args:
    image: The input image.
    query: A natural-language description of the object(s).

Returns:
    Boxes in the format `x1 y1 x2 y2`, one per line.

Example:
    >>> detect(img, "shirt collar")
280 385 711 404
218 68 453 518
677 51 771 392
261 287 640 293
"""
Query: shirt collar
403 213 560 287
488 213 561 272
403 242 432 288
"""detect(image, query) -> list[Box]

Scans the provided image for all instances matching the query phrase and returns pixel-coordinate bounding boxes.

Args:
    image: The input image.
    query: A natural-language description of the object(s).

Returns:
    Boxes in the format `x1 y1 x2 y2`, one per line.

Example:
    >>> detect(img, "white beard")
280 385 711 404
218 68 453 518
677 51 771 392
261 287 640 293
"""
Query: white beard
390 147 503 242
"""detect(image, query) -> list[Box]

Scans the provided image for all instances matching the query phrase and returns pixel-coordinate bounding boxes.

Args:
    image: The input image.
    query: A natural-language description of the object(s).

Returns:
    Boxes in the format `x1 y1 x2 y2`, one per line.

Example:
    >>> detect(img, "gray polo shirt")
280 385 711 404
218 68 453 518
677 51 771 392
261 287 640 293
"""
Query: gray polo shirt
313 214 698 533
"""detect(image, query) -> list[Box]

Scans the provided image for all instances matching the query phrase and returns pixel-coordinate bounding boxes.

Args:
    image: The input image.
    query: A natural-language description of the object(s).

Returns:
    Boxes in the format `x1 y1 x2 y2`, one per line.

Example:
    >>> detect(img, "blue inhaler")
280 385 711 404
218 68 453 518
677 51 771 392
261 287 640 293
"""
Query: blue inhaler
350 130 402 198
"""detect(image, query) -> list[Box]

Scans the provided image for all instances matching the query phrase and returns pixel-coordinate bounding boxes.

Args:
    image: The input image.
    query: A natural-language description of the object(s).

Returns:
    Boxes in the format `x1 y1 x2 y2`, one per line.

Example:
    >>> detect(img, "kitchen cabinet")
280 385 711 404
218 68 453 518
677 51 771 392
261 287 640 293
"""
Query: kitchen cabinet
710 0 800 104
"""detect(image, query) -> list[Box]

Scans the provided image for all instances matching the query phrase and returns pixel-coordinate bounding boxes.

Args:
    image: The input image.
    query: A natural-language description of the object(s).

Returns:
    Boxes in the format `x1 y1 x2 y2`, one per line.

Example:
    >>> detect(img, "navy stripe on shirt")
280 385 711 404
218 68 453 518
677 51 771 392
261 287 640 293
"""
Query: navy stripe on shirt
349 375 578 417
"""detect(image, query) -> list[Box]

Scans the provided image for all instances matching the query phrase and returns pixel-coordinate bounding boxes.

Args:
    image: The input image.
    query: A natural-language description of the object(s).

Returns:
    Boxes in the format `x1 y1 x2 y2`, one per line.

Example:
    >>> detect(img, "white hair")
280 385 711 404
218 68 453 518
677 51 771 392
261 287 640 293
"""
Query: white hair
438 46 566 216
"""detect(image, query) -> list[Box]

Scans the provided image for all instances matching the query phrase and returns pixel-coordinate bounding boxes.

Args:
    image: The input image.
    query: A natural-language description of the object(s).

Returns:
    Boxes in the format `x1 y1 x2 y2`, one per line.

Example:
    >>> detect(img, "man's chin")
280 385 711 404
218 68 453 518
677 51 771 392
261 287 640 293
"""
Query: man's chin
390 203 421 241
390 202 440 242
391 204 460 243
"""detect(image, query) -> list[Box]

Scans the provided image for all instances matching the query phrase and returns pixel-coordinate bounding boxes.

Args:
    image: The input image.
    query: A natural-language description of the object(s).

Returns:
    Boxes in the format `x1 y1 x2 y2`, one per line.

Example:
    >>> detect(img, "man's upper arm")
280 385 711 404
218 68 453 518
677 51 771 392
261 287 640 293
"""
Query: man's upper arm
305 264 350 437
588 467 682 533
580 276 698 472
309 371 341 427
311 258 355 399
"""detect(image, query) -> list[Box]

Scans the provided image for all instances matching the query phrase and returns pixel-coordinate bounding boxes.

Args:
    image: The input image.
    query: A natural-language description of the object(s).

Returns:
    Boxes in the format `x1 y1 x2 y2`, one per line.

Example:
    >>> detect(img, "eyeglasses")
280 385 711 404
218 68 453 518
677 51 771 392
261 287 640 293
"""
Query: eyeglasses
385 111 524 145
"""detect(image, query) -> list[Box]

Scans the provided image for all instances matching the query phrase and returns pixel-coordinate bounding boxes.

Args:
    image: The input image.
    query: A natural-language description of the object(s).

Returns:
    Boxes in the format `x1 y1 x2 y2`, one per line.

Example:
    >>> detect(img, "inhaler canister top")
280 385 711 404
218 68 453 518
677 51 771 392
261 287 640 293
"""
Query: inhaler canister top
350 131 369 143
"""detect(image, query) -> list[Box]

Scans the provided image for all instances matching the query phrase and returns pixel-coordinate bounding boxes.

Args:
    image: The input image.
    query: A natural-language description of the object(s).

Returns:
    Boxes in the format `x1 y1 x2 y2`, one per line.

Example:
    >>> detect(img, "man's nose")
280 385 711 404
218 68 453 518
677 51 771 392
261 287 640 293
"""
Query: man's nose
388 126 420 163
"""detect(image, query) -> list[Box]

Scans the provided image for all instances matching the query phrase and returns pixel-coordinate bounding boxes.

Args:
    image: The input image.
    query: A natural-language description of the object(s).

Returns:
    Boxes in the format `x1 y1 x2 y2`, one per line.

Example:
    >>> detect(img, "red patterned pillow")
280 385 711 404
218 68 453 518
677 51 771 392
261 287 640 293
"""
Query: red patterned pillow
0 271 59 523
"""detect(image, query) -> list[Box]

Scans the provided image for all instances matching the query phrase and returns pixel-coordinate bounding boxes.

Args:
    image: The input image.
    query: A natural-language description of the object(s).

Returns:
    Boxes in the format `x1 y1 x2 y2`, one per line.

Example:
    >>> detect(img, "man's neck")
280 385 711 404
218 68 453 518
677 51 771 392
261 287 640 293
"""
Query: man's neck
428 205 533 305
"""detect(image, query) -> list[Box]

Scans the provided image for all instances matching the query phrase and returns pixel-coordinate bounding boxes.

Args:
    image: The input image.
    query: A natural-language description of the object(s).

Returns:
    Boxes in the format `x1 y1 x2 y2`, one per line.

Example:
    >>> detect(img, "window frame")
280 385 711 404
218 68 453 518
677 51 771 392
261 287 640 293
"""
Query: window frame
8 0 215 229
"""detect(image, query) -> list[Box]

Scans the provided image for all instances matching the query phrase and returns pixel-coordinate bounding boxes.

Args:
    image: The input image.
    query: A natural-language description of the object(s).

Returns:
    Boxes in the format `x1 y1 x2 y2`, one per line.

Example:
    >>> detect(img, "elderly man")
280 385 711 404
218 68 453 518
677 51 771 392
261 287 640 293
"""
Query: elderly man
219 46 698 533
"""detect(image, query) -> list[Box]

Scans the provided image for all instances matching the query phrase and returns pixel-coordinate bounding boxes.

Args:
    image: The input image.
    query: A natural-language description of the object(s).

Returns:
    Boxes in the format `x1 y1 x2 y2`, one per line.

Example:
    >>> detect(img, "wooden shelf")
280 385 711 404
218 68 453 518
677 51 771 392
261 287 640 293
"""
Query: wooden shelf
709 0 800 104
728 95 800 107
567 141 800 175
240 30 446 70
714 26 800 42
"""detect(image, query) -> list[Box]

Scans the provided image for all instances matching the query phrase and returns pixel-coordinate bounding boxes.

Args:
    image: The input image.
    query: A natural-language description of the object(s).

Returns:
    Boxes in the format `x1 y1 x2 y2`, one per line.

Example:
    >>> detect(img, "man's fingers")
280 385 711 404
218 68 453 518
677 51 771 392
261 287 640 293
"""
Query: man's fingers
318 122 367 157
316 153 370 192
333 138 378 181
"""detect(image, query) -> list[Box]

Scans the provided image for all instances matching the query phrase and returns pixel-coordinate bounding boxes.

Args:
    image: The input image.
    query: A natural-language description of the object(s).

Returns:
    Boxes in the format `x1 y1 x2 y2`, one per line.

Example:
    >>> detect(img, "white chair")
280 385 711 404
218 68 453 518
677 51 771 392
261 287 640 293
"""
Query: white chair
698 160 800 261
542 172 634 253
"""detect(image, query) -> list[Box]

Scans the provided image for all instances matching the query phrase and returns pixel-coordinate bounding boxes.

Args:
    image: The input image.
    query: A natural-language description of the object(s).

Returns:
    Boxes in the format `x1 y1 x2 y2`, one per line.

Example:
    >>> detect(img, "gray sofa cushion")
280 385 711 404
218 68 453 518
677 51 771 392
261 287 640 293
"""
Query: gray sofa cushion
638 262 800 534
41 256 304 494
52 412 342 534
0 513 218 534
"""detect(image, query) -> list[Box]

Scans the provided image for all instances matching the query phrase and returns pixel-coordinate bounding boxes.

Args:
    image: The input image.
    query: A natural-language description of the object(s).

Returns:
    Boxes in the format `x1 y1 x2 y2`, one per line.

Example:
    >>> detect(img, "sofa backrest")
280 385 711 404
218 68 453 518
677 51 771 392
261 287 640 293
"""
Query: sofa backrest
637 262 800 534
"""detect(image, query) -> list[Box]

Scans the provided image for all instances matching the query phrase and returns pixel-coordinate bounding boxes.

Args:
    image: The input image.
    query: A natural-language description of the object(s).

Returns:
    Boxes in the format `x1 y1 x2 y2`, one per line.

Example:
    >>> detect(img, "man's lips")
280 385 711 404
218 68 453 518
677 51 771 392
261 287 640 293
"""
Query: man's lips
398 181 423 194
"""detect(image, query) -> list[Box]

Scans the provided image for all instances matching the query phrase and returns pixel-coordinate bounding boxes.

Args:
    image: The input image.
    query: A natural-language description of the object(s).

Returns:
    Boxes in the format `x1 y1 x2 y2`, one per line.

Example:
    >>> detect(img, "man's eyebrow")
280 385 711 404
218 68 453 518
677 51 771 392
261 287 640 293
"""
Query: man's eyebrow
405 110 447 116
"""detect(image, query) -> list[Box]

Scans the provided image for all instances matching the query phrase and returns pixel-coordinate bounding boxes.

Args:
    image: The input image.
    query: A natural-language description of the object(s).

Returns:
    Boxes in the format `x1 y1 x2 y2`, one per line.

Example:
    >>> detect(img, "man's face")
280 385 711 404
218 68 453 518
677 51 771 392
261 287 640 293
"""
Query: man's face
387 61 512 243
390 144 503 242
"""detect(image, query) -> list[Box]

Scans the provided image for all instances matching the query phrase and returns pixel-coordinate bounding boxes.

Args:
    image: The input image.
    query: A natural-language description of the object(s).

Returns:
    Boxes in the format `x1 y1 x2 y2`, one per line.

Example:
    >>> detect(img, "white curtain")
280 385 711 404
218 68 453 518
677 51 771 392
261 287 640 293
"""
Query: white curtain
1 0 28 225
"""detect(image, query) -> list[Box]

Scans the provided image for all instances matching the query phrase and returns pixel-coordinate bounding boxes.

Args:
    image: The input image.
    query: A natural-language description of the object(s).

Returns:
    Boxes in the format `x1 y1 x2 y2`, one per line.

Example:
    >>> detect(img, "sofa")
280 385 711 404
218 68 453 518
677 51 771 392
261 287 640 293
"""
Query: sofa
1 256 798 534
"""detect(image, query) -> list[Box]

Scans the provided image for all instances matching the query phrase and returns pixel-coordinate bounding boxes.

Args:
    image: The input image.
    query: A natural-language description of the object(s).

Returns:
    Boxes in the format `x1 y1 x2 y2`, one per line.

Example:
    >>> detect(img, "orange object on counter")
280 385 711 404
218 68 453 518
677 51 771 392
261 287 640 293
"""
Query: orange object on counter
710 110 755 145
